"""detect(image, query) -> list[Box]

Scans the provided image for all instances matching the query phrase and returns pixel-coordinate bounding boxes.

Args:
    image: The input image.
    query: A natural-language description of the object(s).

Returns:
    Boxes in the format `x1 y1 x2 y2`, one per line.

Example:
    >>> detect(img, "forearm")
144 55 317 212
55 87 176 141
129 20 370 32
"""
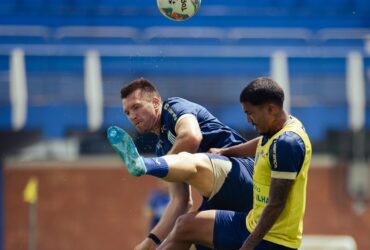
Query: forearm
150 198 192 239
150 183 192 241
167 136 200 155
221 137 260 157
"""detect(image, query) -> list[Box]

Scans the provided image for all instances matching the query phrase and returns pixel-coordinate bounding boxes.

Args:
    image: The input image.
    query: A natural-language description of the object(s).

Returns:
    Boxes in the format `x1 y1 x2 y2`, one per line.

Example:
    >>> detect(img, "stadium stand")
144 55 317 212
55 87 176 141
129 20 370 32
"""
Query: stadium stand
0 0 369 157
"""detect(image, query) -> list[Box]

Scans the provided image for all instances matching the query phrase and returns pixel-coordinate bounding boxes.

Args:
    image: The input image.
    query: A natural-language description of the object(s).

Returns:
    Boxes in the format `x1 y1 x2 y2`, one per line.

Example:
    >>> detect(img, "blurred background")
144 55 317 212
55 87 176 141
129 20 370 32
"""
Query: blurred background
1 0 370 249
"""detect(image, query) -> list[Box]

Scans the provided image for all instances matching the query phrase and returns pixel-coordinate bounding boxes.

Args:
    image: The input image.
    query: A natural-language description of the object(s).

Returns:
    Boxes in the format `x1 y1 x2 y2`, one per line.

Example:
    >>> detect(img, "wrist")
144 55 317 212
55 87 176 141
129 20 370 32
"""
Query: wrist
219 148 227 155
147 232 162 246
245 234 259 248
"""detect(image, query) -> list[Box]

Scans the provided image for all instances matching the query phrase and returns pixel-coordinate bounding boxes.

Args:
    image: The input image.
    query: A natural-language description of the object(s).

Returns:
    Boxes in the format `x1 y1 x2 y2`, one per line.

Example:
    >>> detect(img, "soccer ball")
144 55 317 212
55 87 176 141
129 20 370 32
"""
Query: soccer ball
157 0 201 21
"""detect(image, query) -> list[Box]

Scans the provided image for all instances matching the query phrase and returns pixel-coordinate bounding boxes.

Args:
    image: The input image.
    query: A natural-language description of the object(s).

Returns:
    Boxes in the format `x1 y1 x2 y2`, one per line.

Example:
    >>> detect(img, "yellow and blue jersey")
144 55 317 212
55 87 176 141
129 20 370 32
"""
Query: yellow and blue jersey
246 116 312 249
156 97 247 156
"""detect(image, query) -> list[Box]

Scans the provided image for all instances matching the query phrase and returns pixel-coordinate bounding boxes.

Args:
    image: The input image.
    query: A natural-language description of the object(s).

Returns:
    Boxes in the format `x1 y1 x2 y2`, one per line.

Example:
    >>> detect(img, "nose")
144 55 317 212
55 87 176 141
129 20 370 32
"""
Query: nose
128 112 137 122
247 116 252 123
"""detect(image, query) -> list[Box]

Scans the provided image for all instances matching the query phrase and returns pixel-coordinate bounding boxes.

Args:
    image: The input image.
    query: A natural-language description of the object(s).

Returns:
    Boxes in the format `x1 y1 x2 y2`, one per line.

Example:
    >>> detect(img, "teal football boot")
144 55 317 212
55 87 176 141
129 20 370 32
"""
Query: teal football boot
107 126 146 176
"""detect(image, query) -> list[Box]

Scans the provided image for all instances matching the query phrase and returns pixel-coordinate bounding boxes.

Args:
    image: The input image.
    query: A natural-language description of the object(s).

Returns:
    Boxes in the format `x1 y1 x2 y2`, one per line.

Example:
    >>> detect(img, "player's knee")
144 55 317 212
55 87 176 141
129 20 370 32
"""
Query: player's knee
177 151 193 159
177 152 199 175
172 213 196 239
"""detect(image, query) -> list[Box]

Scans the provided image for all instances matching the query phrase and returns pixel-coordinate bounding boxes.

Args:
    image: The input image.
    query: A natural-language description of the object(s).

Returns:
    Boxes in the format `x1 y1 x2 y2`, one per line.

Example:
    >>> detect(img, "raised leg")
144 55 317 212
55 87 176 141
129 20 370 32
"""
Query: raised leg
161 152 214 198
107 126 215 198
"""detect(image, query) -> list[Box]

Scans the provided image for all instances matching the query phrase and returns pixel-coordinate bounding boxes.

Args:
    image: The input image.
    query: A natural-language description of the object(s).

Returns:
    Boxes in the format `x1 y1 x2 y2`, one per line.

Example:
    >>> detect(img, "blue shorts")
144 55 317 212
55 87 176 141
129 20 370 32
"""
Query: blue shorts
196 154 254 250
198 154 254 213
213 210 297 250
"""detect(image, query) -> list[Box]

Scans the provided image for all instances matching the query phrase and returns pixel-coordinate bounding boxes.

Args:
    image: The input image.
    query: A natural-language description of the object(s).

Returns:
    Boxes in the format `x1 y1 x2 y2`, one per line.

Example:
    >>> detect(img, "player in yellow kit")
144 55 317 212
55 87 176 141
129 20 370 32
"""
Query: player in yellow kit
155 77 311 250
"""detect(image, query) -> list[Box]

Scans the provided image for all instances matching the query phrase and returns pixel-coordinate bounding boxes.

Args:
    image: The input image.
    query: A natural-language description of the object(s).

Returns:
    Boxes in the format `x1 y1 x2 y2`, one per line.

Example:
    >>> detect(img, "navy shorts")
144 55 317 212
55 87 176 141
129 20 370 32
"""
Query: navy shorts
199 154 254 213
213 210 297 250
196 154 254 250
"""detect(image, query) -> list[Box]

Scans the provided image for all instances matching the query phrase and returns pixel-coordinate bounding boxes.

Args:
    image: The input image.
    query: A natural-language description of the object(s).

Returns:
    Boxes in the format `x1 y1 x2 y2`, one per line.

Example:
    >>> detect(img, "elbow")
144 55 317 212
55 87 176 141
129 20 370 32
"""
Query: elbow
184 134 203 151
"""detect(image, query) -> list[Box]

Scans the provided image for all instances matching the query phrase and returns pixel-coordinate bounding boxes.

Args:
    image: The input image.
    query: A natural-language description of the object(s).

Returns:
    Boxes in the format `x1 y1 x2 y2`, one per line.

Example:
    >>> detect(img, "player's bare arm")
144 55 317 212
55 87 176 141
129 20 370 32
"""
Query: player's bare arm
167 115 203 155
142 115 202 247
240 178 294 250
209 137 260 157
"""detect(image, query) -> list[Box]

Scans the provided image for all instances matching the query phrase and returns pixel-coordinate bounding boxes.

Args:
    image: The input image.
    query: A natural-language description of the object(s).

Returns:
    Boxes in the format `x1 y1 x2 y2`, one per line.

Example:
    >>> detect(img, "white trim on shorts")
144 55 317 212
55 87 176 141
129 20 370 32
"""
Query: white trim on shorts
208 157 232 200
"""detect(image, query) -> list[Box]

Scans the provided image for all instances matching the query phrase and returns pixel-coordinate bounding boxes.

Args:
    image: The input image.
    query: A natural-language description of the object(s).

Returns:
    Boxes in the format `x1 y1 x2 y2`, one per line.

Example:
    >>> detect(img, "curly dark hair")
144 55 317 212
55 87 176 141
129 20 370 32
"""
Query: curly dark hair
239 77 284 107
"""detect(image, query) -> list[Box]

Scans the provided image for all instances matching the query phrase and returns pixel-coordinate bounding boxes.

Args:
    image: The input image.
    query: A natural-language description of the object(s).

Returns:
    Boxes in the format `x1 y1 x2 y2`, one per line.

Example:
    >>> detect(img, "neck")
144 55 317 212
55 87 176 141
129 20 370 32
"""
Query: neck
269 110 289 136
152 105 163 136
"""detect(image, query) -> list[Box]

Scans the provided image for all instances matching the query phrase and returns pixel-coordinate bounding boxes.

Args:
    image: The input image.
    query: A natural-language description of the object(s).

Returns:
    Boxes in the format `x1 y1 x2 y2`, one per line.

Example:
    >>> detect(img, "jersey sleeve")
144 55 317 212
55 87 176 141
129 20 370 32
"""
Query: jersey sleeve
162 98 198 130
269 131 305 180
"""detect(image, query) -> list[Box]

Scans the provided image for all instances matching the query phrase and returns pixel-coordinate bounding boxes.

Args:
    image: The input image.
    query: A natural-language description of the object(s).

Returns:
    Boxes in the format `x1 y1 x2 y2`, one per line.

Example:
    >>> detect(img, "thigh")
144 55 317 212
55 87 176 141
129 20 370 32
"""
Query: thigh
184 153 216 198
212 210 297 250
163 153 215 198
206 155 254 212
213 210 249 250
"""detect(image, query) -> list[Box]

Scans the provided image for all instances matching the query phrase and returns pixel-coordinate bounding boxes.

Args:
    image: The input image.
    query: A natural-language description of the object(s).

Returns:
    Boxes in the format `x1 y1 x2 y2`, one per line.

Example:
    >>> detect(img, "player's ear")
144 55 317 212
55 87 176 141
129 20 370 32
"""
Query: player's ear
267 103 277 114
152 96 161 109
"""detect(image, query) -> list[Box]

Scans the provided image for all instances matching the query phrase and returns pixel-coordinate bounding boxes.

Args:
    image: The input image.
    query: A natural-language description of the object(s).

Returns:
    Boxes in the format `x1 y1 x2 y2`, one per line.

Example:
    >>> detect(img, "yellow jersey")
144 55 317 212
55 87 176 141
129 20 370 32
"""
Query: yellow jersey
246 116 312 249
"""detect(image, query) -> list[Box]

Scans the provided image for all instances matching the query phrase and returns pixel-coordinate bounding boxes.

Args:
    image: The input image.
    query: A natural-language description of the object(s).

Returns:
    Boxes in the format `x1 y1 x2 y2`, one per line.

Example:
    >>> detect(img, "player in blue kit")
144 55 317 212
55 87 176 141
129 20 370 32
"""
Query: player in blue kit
112 78 255 250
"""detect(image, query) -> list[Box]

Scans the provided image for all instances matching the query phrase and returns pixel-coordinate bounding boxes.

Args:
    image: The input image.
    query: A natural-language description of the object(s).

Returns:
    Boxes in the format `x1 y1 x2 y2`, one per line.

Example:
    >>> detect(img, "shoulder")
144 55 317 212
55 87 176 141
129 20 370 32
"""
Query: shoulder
163 97 187 111
165 97 188 106
163 97 203 116
274 131 305 155
269 131 306 175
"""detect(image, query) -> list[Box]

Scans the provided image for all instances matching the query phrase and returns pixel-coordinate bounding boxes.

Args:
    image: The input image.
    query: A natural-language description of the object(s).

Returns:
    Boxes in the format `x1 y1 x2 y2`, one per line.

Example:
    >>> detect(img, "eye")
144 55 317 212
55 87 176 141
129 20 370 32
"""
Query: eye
132 104 140 111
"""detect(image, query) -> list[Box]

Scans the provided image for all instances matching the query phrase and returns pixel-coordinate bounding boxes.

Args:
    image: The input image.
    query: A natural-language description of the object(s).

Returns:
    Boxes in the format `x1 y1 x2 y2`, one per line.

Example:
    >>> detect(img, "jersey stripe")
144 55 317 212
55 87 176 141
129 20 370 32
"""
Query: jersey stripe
271 171 297 180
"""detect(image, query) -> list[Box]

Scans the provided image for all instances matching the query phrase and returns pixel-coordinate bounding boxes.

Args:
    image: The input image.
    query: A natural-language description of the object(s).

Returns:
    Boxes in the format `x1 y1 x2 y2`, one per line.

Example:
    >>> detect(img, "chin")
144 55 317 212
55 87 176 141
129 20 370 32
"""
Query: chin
135 126 144 133
258 129 267 135
138 127 151 134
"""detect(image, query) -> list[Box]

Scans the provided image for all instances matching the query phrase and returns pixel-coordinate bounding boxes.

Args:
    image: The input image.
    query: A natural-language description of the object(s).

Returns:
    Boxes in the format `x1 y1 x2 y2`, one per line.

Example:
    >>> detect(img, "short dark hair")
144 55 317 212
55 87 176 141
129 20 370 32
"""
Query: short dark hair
239 77 284 107
120 78 161 100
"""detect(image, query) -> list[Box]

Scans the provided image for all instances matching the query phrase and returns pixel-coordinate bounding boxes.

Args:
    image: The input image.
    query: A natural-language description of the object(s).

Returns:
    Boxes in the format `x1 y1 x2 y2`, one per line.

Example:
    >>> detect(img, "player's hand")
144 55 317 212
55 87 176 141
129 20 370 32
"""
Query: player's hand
239 243 254 250
134 238 157 250
239 236 257 250
208 148 223 154
239 247 254 250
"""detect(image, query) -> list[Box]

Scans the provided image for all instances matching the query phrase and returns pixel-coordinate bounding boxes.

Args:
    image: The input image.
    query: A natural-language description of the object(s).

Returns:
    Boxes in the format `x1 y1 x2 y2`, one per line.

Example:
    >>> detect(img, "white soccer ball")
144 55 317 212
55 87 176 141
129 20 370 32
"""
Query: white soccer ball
157 0 201 21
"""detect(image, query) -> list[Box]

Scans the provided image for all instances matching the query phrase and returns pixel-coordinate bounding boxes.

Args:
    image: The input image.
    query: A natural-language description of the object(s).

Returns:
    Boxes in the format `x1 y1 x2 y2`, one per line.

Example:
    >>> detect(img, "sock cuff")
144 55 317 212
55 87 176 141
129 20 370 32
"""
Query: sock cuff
144 157 169 178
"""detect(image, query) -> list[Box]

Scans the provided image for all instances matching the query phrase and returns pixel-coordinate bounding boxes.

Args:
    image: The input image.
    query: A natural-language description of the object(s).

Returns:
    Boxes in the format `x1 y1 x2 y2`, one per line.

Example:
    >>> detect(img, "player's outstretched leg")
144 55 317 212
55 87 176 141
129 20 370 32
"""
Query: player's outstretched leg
107 126 146 176
107 126 213 198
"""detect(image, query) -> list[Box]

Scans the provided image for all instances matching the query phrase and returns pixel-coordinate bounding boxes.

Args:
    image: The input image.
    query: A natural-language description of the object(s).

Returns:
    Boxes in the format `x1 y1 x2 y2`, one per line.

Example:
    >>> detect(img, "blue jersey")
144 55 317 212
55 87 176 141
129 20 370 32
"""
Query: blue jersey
155 97 247 156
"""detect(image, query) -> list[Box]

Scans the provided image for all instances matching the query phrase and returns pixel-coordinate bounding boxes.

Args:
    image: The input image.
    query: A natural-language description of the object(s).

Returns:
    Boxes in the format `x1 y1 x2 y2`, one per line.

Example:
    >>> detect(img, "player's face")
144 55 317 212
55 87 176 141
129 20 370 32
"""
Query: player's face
122 89 160 133
241 102 272 134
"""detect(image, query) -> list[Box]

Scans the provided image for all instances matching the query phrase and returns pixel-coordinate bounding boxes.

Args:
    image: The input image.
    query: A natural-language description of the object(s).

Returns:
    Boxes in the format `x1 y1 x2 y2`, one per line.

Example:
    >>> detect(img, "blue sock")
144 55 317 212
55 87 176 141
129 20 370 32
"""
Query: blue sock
143 157 169 178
